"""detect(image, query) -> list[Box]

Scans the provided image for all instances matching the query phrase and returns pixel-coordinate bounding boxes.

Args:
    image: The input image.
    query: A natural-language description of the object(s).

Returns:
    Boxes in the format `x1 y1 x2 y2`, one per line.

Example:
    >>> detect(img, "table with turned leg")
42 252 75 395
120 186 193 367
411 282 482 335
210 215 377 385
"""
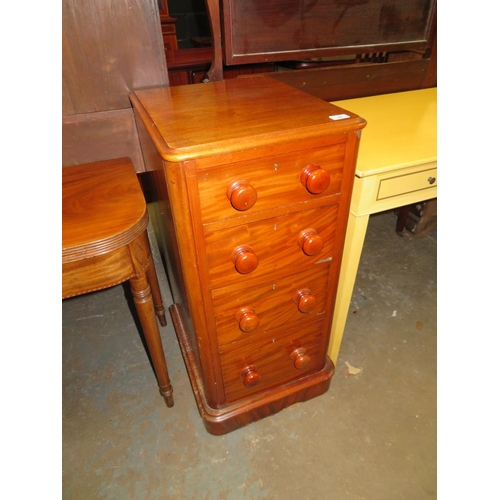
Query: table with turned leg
62 157 174 408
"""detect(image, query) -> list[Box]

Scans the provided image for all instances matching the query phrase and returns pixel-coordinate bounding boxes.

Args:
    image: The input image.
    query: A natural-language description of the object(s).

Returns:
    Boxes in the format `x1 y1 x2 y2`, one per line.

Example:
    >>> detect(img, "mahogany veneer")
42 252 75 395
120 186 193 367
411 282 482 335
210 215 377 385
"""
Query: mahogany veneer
130 78 366 434
62 158 174 408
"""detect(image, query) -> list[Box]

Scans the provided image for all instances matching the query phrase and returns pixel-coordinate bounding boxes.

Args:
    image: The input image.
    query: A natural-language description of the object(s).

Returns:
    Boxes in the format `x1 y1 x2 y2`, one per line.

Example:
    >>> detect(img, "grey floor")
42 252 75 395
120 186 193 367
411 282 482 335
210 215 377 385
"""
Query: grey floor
62 209 437 499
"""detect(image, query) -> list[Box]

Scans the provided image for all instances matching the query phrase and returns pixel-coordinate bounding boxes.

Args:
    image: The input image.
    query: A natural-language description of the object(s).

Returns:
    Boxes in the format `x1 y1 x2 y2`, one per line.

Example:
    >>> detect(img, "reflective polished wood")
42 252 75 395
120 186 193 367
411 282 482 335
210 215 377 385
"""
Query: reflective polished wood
62 158 174 408
131 78 366 433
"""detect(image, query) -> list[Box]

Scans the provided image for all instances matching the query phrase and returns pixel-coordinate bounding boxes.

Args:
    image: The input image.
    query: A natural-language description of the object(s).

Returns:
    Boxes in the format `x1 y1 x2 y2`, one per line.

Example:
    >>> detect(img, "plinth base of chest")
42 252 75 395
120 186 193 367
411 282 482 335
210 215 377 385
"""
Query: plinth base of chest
170 303 335 436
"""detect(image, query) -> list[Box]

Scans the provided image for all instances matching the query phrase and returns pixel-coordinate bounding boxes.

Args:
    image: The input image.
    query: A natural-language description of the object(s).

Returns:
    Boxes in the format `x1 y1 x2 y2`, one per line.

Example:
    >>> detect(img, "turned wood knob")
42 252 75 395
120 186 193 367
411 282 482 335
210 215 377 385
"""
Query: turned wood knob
298 228 324 256
231 245 259 274
294 289 317 313
241 366 261 387
300 164 330 194
290 348 312 370
236 307 260 332
226 180 258 211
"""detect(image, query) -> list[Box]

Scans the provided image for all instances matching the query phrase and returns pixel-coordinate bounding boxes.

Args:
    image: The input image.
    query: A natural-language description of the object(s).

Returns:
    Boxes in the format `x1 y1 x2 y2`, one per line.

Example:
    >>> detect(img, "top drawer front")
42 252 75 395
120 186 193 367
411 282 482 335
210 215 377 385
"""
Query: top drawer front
197 144 346 224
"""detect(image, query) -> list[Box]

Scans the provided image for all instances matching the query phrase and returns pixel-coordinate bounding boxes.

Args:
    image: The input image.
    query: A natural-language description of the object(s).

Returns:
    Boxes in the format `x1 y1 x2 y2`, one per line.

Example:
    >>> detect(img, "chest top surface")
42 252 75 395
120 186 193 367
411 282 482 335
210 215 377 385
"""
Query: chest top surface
334 88 437 177
132 78 366 163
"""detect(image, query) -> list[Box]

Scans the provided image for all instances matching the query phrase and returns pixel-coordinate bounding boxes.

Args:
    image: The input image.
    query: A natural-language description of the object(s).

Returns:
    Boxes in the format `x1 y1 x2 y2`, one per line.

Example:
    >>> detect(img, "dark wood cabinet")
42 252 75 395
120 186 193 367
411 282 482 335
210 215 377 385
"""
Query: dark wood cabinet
166 47 274 86
219 0 436 66
157 0 178 52
203 0 436 99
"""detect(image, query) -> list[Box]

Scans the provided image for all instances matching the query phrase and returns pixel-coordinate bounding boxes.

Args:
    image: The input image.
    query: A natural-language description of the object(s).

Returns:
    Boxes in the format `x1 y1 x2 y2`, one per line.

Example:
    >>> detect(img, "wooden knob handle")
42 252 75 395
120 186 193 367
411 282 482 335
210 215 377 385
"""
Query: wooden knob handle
300 164 330 194
236 307 260 332
241 366 261 387
231 245 259 274
294 289 317 313
290 348 312 370
226 180 258 211
298 228 324 256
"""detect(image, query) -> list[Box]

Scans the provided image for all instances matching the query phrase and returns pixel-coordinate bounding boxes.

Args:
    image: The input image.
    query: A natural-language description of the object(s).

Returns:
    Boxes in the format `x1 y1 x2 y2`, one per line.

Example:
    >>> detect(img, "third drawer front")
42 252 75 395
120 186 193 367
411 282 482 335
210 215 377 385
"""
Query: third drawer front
219 317 326 404
213 263 330 347
204 203 339 289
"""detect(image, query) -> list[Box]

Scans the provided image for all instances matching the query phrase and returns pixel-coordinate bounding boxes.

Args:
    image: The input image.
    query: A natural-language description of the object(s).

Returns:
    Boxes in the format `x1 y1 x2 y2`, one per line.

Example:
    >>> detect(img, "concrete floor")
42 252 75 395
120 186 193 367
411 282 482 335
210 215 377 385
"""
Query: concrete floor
62 209 437 499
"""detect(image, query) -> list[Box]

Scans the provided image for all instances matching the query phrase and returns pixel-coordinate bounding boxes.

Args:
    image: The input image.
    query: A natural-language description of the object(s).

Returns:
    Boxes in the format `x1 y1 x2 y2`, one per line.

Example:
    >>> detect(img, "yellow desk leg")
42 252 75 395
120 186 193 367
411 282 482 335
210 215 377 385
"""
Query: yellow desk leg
328 211 370 365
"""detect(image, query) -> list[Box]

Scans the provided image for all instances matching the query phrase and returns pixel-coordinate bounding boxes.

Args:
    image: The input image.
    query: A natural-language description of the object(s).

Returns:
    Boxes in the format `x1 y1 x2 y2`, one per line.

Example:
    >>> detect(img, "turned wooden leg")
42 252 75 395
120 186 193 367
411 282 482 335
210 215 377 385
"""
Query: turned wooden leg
130 273 174 407
146 256 167 327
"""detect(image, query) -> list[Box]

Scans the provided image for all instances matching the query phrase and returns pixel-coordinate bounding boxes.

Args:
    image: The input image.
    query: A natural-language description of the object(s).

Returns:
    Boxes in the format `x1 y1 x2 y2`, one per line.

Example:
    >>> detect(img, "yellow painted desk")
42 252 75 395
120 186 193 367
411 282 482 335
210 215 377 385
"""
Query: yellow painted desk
328 88 437 363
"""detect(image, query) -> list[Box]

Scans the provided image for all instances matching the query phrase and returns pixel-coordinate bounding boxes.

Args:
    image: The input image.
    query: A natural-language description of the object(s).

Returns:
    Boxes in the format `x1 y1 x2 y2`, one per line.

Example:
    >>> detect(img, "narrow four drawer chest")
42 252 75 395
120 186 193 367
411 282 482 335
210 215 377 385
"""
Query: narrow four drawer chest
130 77 366 434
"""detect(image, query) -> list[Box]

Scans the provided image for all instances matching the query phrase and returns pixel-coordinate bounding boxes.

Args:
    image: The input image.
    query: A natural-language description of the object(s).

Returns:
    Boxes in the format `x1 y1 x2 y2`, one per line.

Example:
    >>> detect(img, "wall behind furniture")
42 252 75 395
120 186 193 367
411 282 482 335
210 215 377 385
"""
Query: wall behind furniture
167 0 211 48
62 0 168 170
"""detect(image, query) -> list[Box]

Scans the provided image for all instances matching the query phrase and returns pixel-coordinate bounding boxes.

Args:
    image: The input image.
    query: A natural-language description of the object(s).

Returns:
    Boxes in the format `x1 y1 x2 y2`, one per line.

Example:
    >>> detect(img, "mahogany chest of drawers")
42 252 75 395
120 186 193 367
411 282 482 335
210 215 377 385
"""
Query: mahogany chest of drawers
131 78 366 434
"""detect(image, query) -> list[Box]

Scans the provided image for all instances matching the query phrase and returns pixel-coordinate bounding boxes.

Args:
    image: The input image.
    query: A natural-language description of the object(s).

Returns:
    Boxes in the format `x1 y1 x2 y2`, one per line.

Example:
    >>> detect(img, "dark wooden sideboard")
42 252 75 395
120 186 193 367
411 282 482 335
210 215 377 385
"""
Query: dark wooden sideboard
166 47 275 86
203 0 437 100
157 0 178 52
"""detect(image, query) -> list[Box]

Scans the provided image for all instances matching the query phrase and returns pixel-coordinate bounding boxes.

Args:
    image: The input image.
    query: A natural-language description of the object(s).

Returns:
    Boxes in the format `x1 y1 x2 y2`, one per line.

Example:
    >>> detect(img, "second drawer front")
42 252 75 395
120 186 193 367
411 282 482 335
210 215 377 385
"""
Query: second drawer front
219 318 325 404
213 264 330 347
204 204 339 289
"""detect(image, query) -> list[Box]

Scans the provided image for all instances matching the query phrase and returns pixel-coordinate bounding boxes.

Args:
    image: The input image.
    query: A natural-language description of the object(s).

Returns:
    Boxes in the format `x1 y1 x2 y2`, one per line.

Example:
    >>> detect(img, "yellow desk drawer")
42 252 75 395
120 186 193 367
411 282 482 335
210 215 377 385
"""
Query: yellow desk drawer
377 166 437 200
350 162 437 216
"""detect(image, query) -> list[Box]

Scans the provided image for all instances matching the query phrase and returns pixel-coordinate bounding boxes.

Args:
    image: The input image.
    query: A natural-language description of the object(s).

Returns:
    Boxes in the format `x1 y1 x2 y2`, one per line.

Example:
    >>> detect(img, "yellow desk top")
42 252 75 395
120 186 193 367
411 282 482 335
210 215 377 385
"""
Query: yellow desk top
333 88 437 177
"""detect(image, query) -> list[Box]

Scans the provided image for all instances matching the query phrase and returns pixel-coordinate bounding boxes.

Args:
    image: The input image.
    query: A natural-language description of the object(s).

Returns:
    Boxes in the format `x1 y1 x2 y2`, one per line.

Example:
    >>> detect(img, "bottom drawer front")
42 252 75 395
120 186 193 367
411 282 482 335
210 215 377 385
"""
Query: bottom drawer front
220 319 325 403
